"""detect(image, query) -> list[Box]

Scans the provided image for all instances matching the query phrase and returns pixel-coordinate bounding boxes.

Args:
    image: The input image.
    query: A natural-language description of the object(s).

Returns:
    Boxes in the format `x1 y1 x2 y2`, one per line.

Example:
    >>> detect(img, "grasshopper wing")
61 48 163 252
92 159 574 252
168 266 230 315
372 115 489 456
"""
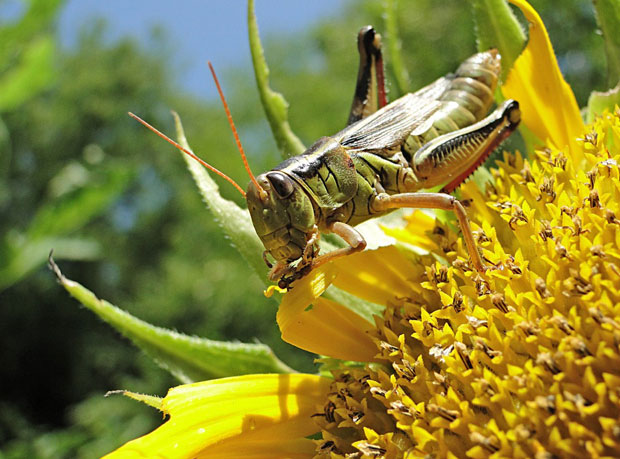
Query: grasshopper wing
338 93 442 151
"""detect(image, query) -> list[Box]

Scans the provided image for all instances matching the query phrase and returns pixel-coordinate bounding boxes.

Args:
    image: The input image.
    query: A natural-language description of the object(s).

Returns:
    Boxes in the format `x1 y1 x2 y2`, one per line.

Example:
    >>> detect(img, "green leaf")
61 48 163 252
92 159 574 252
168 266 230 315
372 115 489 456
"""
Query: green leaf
50 256 295 383
586 82 620 123
593 0 620 87
247 0 305 159
0 162 132 291
27 163 135 239
0 0 63 67
0 36 56 112
469 0 526 82
383 0 410 96
172 112 272 285
0 237 100 291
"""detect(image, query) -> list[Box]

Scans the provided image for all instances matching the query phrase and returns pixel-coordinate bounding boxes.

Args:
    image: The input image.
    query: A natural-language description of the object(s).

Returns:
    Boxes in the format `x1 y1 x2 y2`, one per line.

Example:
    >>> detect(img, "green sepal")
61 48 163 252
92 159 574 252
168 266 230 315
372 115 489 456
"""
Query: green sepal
586 82 620 123
247 0 305 159
106 390 163 411
593 0 620 88
50 255 295 383
172 112 271 285
316 357 367 378
469 0 526 82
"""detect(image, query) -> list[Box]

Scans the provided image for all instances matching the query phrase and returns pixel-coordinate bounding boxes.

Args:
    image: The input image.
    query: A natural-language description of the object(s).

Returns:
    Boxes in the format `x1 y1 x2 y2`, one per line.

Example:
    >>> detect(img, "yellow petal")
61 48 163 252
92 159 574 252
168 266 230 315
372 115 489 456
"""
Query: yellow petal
104 374 330 459
276 261 378 362
278 302 376 365
279 296 377 361
382 210 437 253
332 246 419 305
276 247 422 361
502 0 583 152
199 424 316 458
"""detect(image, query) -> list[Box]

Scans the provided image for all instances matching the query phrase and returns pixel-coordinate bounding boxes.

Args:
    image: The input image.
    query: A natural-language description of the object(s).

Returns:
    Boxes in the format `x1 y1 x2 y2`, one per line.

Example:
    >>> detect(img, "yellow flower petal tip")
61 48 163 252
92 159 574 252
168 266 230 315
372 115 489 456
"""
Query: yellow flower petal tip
104 374 331 459
276 260 378 361
503 0 583 152
264 284 286 298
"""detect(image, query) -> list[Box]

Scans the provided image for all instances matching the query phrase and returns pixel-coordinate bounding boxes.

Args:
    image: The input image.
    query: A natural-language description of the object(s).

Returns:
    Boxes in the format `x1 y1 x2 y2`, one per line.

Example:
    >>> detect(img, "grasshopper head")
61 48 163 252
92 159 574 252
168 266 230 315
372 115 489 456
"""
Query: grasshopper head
246 171 316 264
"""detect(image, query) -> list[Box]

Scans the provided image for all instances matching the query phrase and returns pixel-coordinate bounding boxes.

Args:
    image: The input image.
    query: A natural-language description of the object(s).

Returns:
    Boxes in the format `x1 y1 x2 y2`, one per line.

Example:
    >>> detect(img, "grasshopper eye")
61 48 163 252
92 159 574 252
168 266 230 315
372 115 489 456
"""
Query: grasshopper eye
266 171 295 199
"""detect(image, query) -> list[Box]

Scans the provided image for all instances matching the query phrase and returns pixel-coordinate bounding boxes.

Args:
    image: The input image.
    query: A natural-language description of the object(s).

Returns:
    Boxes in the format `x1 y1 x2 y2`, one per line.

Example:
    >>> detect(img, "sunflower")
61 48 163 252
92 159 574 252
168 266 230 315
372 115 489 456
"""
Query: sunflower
56 0 620 457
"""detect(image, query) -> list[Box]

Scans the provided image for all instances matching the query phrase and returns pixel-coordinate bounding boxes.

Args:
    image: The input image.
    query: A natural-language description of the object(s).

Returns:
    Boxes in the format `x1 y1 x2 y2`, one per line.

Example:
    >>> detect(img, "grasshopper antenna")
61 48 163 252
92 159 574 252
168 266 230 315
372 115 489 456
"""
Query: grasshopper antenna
208 61 265 197
128 112 247 197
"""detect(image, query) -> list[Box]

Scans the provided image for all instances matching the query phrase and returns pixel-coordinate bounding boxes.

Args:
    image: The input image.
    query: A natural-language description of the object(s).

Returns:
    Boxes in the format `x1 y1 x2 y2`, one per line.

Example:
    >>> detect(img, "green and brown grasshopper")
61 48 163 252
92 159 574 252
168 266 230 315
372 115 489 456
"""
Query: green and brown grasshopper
132 26 520 290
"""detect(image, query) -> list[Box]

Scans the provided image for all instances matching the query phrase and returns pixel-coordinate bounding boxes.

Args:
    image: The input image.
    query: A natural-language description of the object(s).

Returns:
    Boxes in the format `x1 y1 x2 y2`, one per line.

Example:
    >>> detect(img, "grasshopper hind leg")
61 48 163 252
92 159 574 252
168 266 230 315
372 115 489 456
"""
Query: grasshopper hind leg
372 100 521 272
347 26 388 125
411 99 521 192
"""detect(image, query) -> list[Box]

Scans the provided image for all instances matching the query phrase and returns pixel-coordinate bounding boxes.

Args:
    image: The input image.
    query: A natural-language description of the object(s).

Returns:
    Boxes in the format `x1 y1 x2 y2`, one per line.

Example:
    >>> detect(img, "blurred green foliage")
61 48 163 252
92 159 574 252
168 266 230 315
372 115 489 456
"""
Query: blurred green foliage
0 0 610 457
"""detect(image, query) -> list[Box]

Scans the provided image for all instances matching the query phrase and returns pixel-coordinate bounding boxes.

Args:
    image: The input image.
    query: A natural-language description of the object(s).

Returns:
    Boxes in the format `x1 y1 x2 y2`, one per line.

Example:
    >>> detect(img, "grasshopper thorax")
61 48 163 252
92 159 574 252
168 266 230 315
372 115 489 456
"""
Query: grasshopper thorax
246 171 316 264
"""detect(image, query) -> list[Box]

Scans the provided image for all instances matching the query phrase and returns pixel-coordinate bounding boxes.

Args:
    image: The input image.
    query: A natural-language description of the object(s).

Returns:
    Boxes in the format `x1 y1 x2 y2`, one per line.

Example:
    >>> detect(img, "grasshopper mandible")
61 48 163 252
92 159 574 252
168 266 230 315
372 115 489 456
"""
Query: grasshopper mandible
132 26 520 290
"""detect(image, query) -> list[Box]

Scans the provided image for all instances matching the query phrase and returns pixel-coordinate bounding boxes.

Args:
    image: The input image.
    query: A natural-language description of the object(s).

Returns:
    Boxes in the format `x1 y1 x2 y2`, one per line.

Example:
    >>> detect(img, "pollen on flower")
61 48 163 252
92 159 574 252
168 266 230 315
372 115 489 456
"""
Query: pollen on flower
312 110 620 458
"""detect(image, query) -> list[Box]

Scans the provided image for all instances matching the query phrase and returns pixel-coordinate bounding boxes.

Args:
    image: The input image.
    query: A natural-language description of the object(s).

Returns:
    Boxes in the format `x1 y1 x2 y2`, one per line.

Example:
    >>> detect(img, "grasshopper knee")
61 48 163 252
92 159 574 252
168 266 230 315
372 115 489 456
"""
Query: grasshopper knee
330 221 366 250
502 100 521 127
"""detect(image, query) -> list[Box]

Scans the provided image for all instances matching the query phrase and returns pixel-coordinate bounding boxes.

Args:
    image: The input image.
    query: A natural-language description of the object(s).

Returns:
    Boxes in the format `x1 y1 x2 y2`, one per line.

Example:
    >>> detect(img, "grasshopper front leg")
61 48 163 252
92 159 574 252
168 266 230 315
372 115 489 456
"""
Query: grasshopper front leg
275 222 367 289
309 221 367 270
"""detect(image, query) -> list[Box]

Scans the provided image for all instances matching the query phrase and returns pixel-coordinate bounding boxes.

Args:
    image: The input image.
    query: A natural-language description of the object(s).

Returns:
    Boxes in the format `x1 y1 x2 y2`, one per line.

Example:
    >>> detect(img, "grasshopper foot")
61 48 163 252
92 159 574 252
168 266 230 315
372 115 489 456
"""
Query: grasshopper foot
277 264 313 290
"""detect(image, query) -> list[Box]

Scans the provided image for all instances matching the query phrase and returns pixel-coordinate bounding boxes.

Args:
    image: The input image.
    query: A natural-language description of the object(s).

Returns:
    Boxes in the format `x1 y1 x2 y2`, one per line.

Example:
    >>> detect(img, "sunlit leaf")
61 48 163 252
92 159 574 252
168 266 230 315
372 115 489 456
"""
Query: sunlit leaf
0 36 56 112
383 0 410 96
0 163 133 291
27 164 135 239
247 0 306 159
587 82 620 123
593 0 620 87
0 237 100 291
0 0 63 66
469 0 526 82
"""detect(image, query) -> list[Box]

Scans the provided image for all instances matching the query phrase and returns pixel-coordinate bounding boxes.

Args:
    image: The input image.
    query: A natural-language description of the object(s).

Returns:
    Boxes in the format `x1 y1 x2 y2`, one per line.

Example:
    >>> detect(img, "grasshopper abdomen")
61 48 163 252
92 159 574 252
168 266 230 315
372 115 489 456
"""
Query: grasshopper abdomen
406 50 502 151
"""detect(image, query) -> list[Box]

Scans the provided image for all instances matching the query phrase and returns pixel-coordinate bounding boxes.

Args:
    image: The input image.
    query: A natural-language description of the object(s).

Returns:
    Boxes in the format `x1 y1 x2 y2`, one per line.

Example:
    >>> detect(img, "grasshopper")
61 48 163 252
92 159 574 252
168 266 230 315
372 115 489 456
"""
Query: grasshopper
132 26 520 290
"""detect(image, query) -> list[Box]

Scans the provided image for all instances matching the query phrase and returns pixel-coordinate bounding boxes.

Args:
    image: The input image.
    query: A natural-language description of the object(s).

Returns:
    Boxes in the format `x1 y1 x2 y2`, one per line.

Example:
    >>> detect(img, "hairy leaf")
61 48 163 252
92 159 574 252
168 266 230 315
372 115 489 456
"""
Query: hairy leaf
50 256 295 383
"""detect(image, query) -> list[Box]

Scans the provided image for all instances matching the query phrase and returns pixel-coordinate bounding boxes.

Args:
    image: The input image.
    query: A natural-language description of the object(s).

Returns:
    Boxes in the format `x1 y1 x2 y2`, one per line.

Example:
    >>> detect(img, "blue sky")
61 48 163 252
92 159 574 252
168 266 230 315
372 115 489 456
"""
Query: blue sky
56 1 347 99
